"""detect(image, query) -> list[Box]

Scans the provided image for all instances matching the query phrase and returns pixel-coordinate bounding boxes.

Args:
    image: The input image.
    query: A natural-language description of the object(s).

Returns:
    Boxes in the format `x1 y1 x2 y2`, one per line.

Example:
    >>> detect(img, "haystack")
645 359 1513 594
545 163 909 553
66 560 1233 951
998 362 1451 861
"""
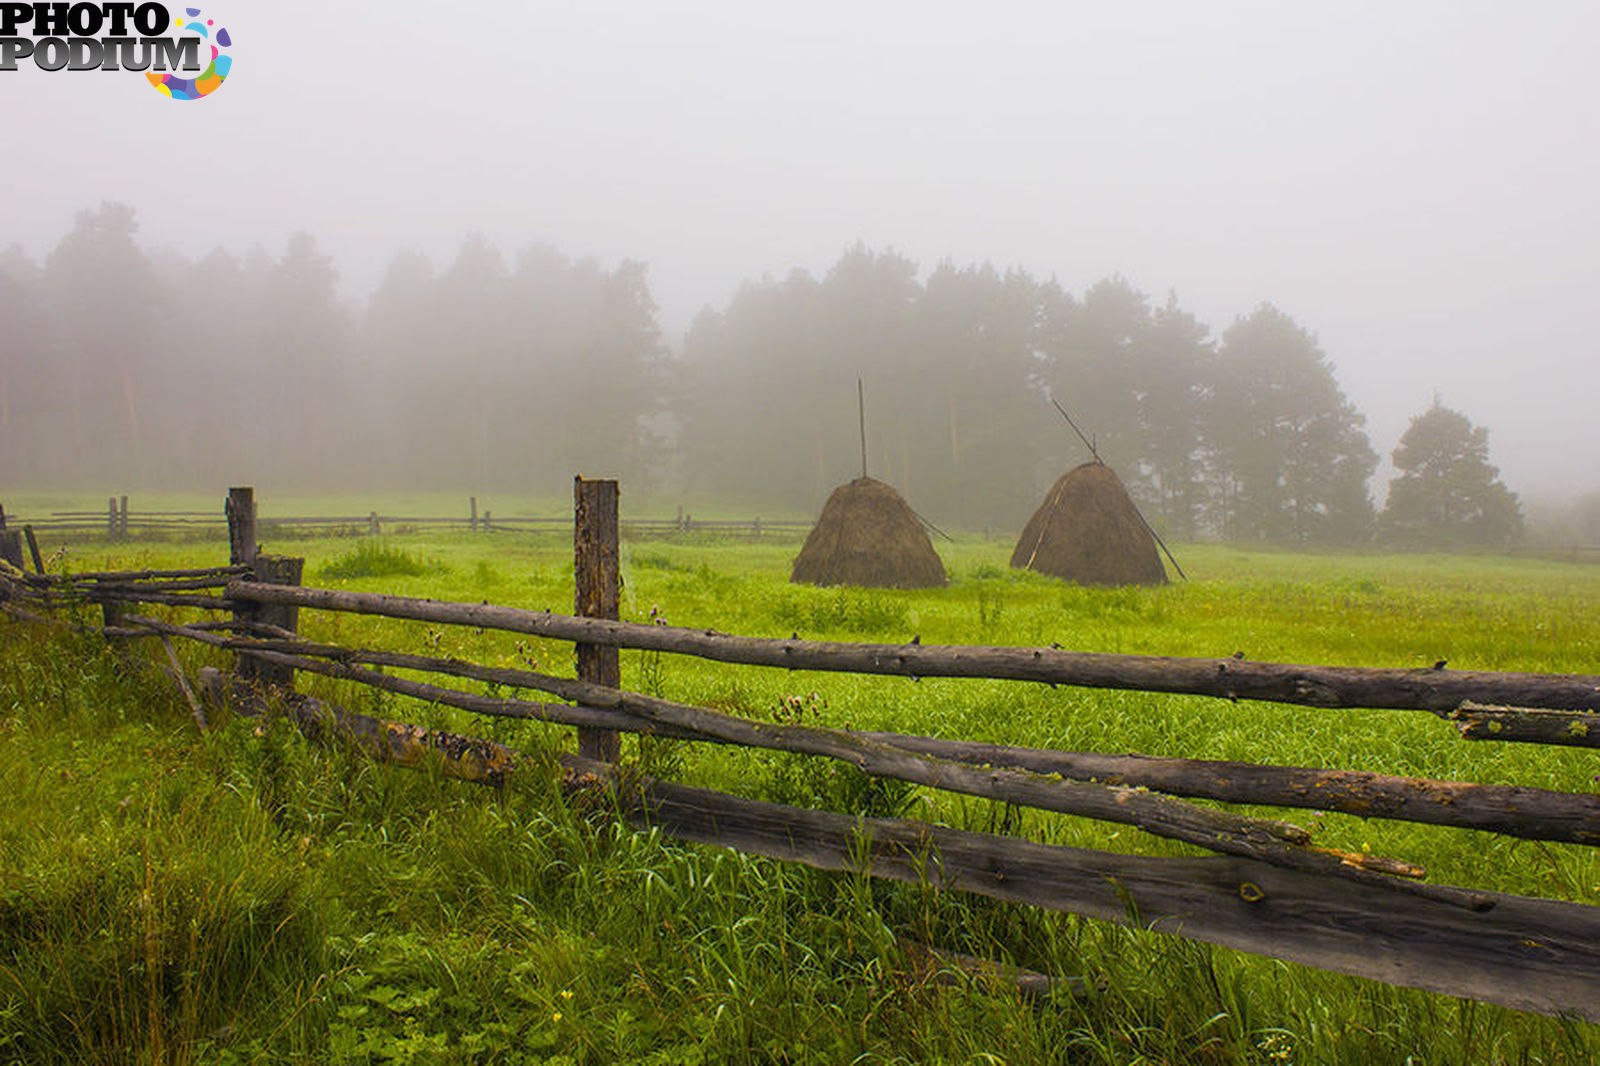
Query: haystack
791 477 947 588
1011 461 1167 586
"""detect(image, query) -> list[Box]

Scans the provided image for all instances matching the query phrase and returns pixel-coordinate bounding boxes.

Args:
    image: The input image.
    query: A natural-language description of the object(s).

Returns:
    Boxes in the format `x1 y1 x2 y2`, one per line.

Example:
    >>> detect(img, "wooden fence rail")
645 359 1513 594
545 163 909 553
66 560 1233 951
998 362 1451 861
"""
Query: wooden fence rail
3 483 1598 1022
3 497 811 540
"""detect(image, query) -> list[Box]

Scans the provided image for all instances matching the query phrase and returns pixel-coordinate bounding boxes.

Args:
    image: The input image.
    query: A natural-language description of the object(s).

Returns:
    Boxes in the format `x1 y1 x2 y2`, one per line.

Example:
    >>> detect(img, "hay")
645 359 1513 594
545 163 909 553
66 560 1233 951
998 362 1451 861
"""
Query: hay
791 477 947 589
1010 462 1167 586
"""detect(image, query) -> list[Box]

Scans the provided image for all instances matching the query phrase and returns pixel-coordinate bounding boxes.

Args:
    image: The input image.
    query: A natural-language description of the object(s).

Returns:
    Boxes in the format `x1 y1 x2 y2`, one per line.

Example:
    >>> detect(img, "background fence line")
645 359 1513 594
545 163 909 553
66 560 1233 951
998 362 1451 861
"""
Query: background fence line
2 496 814 541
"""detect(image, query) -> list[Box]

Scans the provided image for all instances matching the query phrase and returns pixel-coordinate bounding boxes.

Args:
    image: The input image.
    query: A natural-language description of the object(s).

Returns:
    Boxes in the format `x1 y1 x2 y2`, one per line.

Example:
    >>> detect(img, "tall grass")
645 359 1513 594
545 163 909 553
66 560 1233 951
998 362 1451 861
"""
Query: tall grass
2 531 1596 1062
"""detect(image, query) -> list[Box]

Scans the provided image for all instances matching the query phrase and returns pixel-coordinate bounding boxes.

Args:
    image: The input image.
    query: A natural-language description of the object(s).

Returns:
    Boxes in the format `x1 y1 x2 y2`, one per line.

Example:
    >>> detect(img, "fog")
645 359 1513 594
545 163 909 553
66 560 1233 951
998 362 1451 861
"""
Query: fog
3 1 1596 515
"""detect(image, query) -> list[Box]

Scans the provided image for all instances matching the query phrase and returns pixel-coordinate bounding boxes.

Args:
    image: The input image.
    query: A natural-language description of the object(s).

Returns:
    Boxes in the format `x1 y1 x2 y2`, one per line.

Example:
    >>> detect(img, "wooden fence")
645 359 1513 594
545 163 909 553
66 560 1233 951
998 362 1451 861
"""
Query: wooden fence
0 497 810 541
2 483 1598 1021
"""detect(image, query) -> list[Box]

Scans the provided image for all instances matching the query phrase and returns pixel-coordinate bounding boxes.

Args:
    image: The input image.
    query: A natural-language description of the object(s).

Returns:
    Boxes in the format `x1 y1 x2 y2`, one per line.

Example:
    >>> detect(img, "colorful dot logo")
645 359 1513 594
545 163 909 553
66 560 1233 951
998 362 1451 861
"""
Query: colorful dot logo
148 8 231 100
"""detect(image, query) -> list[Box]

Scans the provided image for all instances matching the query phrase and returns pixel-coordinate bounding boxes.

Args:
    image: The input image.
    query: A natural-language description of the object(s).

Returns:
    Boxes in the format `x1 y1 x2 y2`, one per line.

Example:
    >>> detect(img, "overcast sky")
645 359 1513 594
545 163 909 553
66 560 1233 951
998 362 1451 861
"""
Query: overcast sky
5 1 1596 499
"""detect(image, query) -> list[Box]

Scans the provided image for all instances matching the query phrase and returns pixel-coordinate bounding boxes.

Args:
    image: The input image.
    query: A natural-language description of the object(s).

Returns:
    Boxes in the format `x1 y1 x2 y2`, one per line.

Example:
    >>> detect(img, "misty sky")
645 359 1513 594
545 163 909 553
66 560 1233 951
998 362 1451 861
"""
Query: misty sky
5 1 1596 499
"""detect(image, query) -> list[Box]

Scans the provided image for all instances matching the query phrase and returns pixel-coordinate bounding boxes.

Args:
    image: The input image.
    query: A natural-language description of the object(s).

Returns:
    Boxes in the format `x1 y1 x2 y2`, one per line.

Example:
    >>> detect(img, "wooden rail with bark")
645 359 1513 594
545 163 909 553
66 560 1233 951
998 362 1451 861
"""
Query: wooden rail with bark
222 581 1600 730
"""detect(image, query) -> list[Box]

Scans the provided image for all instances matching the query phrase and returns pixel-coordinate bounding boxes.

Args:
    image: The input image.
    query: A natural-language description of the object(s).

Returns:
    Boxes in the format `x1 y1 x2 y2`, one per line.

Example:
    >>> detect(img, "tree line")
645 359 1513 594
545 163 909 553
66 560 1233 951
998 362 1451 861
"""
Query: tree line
0 204 1524 547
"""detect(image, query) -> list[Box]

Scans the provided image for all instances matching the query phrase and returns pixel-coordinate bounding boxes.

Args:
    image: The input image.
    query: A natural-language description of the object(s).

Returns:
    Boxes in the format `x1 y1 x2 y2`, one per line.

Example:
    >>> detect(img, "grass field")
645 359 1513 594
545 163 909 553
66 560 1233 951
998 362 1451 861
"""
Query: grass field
2 524 1597 1064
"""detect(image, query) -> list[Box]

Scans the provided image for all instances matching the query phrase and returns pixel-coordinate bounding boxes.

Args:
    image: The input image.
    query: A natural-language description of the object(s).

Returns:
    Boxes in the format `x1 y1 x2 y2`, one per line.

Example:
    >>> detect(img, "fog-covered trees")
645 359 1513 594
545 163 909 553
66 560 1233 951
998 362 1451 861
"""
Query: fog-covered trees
1205 306 1377 544
8 206 1538 551
1380 402 1523 548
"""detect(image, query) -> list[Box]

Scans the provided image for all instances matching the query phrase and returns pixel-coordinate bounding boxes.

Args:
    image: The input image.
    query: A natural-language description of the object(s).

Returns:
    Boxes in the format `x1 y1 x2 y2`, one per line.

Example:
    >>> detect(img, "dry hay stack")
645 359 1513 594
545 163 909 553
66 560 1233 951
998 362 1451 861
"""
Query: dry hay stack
791 477 947 588
1011 461 1167 586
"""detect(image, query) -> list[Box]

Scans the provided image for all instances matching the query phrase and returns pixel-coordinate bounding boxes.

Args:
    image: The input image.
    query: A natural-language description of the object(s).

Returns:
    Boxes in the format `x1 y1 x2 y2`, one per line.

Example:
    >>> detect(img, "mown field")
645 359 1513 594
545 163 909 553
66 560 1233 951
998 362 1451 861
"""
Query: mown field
2 524 1597 1065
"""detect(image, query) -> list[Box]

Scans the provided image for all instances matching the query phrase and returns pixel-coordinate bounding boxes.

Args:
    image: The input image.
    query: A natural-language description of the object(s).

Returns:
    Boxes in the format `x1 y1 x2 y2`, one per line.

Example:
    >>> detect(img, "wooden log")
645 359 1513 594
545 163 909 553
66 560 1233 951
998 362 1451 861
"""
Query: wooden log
75 589 239 610
23 526 44 575
70 575 237 593
855 733 1600 846
198 667 524 784
226 487 256 566
157 635 208 731
574 477 622 763
195 669 1600 1020
1451 703 1600 749
150 627 1492 905
629 768 1600 1021
223 581 1600 715
189 632 1598 851
50 564 249 582
155 621 614 730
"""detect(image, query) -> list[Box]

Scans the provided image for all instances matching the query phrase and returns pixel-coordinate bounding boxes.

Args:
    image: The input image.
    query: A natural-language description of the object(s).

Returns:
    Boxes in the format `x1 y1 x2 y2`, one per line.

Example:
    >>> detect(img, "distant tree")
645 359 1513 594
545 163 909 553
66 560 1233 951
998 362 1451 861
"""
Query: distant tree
1040 276 1149 473
1379 401 1523 548
41 202 169 482
1205 305 1376 544
0 246 51 481
1131 293 1214 539
902 261 1052 527
251 232 350 481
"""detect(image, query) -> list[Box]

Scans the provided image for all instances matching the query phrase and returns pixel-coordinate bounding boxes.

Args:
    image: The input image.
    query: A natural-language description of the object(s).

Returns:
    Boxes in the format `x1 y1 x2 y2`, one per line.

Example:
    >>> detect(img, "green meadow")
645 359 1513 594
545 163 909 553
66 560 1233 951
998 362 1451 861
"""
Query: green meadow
2 524 1596 1064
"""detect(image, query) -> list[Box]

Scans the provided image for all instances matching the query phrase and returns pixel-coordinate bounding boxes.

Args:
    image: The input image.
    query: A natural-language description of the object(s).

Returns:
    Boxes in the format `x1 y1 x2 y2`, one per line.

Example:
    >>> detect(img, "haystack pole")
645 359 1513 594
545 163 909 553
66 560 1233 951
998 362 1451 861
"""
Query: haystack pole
1048 396 1187 581
789 382 948 588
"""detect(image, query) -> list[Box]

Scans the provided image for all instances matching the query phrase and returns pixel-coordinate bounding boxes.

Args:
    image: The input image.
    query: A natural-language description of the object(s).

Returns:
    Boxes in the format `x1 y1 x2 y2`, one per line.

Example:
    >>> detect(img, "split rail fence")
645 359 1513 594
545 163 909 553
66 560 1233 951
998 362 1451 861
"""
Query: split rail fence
0 497 809 541
2 483 1598 1021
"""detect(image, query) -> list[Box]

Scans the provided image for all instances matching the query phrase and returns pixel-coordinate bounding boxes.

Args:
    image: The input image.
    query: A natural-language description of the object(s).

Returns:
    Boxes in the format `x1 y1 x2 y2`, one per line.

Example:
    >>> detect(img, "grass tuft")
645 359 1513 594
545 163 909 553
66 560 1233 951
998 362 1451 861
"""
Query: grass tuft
318 540 436 580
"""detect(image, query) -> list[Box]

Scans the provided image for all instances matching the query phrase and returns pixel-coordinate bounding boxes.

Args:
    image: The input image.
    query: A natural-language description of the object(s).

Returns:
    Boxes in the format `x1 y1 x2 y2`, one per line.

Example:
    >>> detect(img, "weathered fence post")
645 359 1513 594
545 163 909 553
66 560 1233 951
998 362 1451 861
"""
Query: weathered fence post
119 495 129 538
239 554 304 689
368 511 380 536
470 497 478 533
23 526 45 575
107 496 118 539
0 530 21 570
574 476 622 763
227 487 257 566
0 505 17 571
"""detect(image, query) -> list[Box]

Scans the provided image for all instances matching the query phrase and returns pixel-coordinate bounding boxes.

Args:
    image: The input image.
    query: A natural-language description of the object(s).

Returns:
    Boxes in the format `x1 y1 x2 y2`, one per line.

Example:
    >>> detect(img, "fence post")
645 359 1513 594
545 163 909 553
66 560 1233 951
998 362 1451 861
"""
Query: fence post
107 497 117 539
239 554 304 689
368 511 380 536
23 526 44 574
0 530 21 570
119 495 129 538
470 496 478 533
227 487 257 566
574 476 621 763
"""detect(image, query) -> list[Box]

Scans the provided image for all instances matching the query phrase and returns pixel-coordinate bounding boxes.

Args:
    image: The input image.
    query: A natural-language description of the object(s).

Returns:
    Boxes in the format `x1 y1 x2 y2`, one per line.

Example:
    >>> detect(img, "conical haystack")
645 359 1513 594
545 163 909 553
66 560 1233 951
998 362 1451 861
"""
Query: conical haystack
791 477 947 588
1011 462 1167 586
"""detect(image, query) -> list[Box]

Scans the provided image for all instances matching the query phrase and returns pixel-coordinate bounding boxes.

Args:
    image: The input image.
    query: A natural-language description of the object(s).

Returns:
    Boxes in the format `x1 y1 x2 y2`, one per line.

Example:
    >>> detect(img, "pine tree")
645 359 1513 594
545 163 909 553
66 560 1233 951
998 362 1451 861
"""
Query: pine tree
1380 401 1523 548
